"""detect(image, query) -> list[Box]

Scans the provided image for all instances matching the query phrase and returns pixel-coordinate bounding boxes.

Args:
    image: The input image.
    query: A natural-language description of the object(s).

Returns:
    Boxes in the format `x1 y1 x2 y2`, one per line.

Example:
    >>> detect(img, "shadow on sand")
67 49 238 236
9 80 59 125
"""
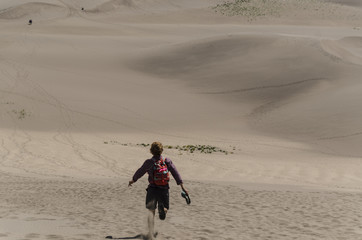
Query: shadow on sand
105 234 144 239
105 232 158 239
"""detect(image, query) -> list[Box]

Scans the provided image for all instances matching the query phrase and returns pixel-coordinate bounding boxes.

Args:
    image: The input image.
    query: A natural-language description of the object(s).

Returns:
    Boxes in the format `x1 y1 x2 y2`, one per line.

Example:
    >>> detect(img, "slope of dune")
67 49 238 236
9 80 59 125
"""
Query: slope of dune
131 34 362 158
84 0 222 15
0 2 68 20
326 0 362 7
0 0 361 178
86 0 136 13
132 34 341 96
322 36 362 65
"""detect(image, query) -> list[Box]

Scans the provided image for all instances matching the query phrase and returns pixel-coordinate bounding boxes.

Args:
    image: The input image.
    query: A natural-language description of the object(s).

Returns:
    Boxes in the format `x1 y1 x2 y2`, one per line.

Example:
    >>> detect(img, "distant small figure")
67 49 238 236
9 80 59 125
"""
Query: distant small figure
28 19 32 25
81 7 84 11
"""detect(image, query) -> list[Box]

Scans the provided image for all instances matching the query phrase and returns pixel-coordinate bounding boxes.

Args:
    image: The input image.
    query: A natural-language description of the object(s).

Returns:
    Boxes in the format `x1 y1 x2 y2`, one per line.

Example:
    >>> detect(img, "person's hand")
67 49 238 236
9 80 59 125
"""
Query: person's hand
180 184 191 205
180 184 189 196
128 180 134 187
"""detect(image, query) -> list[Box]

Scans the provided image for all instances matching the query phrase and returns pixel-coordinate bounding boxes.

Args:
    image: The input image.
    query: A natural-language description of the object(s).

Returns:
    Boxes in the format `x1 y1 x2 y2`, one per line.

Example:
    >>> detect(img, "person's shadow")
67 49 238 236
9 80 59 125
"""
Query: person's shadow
106 232 158 239
106 235 142 239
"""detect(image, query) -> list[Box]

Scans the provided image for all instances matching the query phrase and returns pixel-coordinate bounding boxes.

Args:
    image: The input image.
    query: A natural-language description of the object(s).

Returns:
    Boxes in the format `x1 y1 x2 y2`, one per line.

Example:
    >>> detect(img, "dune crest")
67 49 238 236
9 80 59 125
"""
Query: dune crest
321 36 362 66
85 0 186 14
87 0 135 13
0 2 68 20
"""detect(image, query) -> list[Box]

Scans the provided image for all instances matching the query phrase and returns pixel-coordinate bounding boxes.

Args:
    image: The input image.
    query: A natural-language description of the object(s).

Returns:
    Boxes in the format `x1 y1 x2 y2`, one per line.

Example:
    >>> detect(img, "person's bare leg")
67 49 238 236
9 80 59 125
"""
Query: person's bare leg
158 203 168 220
147 210 155 239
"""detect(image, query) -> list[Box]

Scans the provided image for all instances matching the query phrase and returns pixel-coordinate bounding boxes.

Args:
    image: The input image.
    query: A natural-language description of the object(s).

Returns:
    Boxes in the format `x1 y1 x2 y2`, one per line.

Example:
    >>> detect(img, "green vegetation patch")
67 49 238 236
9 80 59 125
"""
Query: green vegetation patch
103 141 234 155
212 0 336 21
11 109 30 119
213 0 283 20
165 144 232 155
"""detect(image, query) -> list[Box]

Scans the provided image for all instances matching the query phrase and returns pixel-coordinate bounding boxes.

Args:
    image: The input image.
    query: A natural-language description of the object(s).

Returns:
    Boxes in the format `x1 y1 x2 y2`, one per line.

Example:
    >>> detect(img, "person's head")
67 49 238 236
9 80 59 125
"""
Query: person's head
150 142 163 156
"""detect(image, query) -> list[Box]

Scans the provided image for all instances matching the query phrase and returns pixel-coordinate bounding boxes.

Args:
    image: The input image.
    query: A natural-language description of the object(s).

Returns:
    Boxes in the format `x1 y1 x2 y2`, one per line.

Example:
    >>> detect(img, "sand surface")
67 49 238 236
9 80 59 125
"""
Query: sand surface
1 0 362 239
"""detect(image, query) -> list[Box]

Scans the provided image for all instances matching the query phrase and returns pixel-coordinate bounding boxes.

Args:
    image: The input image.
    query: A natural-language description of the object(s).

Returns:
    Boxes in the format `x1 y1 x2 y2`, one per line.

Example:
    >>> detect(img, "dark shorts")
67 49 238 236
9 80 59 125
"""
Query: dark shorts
146 186 169 210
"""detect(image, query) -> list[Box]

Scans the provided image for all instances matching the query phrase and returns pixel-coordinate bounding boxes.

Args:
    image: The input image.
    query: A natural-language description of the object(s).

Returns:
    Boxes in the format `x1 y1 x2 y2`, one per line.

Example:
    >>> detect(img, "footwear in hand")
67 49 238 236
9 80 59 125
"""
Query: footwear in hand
181 191 191 205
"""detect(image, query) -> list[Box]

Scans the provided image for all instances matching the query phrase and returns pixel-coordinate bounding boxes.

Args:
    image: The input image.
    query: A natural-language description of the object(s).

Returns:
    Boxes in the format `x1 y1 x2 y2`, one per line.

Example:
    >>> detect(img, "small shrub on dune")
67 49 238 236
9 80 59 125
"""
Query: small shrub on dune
212 0 336 21
102 141 235 155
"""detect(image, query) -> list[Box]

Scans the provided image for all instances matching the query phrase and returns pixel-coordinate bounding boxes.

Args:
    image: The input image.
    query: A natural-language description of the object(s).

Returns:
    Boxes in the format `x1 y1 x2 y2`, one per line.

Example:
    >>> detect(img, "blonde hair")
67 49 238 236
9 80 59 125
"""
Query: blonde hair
150 142 163 156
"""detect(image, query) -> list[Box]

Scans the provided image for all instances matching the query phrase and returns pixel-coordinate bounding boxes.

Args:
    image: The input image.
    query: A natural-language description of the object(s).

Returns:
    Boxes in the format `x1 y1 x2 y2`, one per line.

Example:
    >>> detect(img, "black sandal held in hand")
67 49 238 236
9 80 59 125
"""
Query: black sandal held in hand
181 191 191 205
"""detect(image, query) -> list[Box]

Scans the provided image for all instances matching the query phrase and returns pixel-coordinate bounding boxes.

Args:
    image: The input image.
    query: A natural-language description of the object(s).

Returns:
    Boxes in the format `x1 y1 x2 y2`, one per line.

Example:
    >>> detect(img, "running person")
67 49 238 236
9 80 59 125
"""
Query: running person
128 142 189 222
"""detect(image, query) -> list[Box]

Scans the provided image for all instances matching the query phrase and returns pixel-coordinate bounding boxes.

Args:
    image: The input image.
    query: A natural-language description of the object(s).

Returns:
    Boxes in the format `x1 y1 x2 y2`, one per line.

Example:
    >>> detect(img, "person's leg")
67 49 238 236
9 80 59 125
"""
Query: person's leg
146 187 157 210
147 210 155 239
145 188 157 237
157 188 169 220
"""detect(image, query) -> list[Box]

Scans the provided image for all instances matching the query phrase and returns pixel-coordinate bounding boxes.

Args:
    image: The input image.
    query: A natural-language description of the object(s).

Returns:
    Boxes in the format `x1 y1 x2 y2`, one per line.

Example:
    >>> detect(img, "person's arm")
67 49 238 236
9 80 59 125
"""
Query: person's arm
128 179 135 187
128 159 152 187
179 183 189 196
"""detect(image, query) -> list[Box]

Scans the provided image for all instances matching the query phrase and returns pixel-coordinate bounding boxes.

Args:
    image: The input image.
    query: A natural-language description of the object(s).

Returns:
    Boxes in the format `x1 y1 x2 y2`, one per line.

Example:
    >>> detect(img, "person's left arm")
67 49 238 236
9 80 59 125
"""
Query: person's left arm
166 158 189 195
128 159 152 187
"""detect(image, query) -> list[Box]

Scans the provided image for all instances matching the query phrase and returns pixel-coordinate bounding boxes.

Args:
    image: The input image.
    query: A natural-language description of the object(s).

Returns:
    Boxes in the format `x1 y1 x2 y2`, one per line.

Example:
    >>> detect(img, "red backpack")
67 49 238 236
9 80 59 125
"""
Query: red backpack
153 157 170 186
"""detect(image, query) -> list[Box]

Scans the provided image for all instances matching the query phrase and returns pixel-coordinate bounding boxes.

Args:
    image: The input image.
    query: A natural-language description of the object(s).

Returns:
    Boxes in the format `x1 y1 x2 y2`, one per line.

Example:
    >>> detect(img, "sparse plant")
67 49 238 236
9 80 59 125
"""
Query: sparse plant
12 109 30 119
213 0 282 21
102 141 235 155
164 144 233 155
2 101 14 105
137 143 150 147
212 0 335 21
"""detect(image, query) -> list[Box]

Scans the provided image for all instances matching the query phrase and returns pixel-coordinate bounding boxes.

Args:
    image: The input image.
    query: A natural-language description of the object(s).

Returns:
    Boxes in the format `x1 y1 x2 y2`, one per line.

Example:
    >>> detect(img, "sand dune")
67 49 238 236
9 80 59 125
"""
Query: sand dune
1 175 362 240
86 0 137 13
83 0 219 15
326 0 362 8
0 2 68 21
322 36 362 65
1 0 362 239
133 34 341 97
132 33 362 156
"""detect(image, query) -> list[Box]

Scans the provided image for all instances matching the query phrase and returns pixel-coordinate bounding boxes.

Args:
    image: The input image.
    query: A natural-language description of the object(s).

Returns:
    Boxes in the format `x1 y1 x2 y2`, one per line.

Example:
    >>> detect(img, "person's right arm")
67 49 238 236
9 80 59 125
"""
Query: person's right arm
166 158 189 195
180 183 189 196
